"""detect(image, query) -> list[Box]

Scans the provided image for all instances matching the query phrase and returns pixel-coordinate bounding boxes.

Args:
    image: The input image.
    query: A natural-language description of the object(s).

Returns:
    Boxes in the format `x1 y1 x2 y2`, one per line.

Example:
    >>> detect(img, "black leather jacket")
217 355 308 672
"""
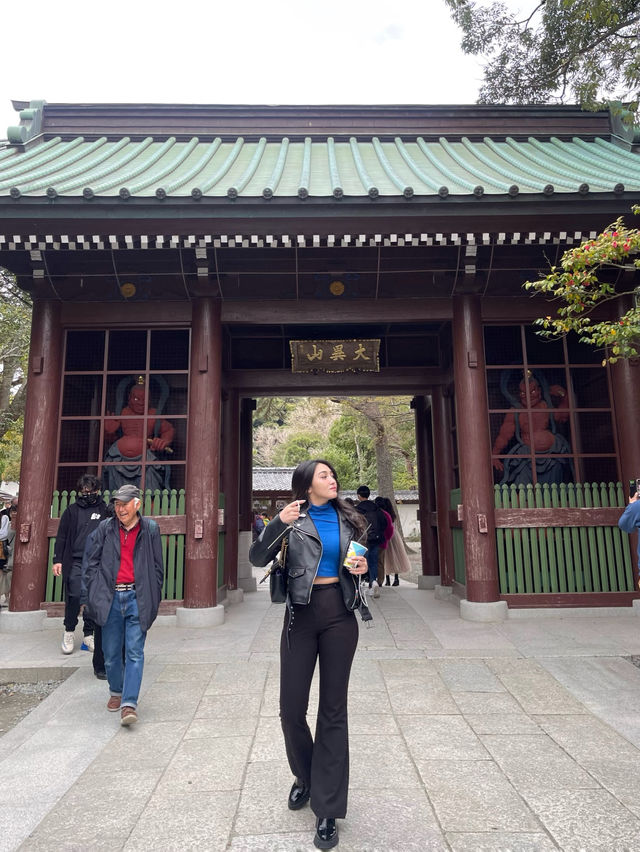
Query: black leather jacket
249 510 372 622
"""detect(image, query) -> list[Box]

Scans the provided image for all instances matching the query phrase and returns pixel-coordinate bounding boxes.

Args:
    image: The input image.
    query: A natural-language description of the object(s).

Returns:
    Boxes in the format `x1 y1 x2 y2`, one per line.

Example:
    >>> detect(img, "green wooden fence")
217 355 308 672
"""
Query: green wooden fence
46 488 195 603
494 481 633 595
450 487 466 585
450 481 634 595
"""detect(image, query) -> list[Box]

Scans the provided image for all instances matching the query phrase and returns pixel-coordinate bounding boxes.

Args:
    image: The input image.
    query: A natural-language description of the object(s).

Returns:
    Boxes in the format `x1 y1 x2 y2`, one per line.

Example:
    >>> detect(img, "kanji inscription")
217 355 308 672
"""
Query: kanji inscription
290 340 380 373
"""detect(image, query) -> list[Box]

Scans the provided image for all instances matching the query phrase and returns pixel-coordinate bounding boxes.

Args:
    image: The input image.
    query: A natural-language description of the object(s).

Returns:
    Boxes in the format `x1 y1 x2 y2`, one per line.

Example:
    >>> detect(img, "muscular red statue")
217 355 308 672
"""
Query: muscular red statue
492 374 571 485
104 381 174 492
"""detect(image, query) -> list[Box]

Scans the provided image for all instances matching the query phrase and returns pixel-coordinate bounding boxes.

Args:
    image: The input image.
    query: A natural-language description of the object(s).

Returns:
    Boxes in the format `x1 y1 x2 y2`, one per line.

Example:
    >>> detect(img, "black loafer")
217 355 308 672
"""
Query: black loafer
314 817 338 849
287 779 310 810
94 670 107 680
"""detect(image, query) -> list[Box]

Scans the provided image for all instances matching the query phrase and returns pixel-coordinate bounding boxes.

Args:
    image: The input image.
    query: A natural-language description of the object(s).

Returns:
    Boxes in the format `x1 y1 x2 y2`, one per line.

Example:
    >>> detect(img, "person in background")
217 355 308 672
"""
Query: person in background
374 496 395 586
252 510 268 541
355 485 387 599
52 474 111 661
0 498 17 607
0 504 10 573
619 485 640 587
249 460 371 850
375 497 411 585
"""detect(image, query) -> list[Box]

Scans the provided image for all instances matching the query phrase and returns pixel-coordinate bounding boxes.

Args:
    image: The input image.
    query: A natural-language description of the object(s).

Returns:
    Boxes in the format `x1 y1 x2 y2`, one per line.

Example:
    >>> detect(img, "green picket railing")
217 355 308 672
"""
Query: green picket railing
450 487 466 585
494 481 633 595
46 488 224 603
449 481 634 596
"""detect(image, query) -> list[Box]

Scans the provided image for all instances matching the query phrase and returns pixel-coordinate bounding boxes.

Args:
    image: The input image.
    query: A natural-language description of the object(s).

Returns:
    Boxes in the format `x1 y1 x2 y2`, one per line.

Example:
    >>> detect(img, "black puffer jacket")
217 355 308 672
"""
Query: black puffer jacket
249 510 372 622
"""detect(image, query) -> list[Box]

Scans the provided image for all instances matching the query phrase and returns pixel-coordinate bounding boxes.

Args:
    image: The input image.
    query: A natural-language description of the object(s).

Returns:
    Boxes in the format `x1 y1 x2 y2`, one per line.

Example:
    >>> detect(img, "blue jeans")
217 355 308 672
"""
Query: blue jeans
365 544 380 586
102 590 147 709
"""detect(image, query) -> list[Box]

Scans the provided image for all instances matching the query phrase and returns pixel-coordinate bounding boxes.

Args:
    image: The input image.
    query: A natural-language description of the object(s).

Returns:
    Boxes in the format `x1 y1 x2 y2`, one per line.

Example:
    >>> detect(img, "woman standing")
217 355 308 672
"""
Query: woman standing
374 496 394 588
250 460 371 850
374 496 411 585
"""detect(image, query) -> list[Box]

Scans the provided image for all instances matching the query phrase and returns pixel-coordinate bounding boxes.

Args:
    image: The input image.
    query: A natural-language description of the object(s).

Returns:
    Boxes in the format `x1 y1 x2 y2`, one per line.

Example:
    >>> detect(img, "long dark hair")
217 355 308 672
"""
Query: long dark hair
374 495 396 522
291 459 365 536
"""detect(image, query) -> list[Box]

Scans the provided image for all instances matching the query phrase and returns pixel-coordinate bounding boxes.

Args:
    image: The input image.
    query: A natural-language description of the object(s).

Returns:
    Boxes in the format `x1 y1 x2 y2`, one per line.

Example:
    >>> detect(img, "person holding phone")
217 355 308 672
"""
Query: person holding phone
249 459 371 850
619 479 640 587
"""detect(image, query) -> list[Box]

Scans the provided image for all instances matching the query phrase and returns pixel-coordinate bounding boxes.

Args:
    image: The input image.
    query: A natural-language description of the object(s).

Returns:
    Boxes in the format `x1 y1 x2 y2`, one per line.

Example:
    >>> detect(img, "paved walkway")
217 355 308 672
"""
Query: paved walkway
4 576 640 851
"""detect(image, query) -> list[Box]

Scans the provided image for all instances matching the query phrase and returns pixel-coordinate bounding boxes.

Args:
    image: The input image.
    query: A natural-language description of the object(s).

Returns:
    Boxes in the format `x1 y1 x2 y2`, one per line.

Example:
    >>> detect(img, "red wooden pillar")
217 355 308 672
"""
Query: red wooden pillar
452 295 500 605
238 398 256 531
184 297 222 609
611 358 640 479
411 395 438 581
431 385 455 587
610 296 640 480
222 388 240 591
610 296 640 577
10 300 63 612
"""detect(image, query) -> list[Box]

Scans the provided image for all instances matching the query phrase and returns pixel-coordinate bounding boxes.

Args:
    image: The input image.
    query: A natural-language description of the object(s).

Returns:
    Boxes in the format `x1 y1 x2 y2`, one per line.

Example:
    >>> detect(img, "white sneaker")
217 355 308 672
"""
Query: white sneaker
61 631 75 654
81 634 95 653
373 583 380 599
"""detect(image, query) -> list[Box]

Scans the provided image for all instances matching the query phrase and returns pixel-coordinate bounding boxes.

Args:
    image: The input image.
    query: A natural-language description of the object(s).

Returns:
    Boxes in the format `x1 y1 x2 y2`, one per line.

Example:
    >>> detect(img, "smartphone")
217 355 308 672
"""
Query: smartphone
629 479 640 498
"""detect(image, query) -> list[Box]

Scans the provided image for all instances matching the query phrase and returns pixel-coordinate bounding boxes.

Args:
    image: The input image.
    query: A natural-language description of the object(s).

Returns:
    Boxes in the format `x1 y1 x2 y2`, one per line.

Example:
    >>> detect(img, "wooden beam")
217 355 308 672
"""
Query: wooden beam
494 507 623 527
450 507 624 528
224 366 449 395
221 299 452 323
47 515 187 537
501 592 640 608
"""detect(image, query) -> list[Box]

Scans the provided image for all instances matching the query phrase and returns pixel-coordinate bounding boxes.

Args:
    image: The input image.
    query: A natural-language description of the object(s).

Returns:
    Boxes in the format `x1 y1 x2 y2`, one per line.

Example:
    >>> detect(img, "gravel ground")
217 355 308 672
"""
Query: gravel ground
0 678 68 737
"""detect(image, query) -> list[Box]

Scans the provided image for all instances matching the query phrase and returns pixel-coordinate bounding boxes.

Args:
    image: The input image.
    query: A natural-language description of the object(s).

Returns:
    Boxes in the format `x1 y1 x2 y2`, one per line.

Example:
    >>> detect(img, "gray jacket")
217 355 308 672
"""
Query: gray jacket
83 515 164 632
249 510 372 621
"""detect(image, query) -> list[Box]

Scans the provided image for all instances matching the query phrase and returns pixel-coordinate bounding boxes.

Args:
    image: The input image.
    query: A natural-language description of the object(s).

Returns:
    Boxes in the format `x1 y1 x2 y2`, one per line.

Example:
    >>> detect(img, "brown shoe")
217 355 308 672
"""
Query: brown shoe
107 695 121 712
121 706 138 726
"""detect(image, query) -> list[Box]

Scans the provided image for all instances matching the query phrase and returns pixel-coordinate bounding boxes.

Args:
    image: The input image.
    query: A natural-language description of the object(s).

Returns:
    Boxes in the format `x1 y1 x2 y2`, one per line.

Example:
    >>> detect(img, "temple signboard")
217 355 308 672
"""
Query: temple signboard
289 339 380 373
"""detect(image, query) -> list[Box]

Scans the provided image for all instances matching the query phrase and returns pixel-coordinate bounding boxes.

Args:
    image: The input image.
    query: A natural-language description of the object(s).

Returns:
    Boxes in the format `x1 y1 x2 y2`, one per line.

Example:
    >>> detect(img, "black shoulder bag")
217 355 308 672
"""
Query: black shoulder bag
259 535 289 603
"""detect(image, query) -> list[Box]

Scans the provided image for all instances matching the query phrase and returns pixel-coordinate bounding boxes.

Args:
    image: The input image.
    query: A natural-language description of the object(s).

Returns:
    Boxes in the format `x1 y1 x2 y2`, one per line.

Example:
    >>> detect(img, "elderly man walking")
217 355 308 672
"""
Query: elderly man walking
83 484 164 726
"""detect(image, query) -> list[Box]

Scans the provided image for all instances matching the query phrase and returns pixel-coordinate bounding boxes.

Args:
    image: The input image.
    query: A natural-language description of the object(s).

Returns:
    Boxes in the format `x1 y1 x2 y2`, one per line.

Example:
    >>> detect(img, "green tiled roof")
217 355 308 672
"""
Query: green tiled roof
0 134 636 201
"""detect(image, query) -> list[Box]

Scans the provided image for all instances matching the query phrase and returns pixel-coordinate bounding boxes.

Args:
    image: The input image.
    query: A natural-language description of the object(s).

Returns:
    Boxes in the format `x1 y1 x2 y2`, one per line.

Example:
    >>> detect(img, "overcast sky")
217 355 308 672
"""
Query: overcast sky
0 0 491 137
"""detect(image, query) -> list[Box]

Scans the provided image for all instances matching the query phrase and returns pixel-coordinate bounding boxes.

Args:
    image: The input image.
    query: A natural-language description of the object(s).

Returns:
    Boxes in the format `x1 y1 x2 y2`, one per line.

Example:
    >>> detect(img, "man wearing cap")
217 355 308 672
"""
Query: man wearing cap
83 483 164 726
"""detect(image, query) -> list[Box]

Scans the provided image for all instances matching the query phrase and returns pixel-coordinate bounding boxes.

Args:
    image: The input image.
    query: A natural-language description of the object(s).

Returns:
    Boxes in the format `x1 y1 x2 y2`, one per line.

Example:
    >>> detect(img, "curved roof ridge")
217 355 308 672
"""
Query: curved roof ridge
416 137 477 192
125 137 199 196
160 138 222 196
17 138 109 195
527 137 611 190
193 138 244 197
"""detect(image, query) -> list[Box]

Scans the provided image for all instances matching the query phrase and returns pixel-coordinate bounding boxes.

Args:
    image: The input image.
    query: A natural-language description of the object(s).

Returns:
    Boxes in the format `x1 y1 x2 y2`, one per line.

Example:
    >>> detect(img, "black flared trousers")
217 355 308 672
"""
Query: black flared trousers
279 583 358 819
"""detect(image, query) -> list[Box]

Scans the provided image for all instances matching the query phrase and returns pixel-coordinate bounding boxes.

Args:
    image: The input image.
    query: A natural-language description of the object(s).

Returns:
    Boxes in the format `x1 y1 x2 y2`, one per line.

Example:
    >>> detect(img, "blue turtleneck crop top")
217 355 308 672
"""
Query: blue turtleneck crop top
307 502 340 577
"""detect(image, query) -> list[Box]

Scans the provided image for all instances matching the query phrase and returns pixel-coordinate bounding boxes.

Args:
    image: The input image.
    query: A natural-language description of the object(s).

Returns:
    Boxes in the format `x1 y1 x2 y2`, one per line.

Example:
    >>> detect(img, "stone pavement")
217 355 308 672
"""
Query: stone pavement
4 576 640 851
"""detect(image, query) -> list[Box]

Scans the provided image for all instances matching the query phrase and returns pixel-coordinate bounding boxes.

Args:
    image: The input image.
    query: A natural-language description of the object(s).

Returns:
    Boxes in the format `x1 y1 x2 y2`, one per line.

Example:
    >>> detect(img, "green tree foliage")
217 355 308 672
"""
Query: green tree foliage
0 418 23 481
525 209 640 362
273 431 327 466
445 0 640 112
327 413 377 487
253 396 417 492
0 270 31 477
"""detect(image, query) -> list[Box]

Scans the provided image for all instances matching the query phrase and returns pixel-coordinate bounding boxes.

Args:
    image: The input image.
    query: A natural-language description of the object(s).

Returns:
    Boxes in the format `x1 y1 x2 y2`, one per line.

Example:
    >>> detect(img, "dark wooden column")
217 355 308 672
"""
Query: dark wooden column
10 300 63 612
221 388 240 590
431 385 455 586
610 296 640 578
610 296 640 482
611 358 640 478
238 398 256 531
411 395 438 577
184 297 222 608
452 295 499 603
